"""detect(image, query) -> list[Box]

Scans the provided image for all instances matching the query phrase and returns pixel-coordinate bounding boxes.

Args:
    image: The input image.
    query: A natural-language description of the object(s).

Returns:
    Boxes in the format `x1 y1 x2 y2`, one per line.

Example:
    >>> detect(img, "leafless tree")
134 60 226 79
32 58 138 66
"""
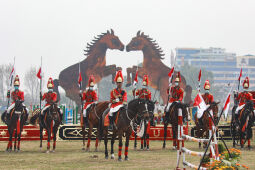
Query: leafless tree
24 66 40 106
0 64 13 105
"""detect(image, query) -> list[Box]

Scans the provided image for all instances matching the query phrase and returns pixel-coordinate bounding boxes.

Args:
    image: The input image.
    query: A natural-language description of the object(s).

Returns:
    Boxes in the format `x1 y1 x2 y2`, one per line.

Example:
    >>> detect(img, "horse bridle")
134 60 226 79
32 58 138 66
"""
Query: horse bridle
93 103 100 119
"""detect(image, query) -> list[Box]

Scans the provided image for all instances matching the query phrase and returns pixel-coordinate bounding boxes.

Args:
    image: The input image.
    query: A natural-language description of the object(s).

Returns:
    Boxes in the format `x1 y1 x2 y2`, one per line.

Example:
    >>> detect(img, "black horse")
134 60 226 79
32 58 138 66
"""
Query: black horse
162 102 190 149
30 103 61 153
133 101 155 150
231 100 255 149
1 100 28 152
99 99 155 161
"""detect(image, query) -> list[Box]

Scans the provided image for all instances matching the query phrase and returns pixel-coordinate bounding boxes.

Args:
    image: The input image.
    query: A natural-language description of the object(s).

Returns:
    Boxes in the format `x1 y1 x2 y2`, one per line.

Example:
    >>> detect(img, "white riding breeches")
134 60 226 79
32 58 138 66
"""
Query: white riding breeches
166 103 173 112
7 103 28 113
109 105 123 116
235 104 245 114
83 104 93 117
41 105 50 114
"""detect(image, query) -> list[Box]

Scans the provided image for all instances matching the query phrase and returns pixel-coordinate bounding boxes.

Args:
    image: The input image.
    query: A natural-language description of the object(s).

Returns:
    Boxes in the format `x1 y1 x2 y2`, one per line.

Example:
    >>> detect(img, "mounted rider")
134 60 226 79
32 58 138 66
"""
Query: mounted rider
80 75 98 126
133 75 151 100
165 72 184 122
6 75 29 124
109 70 127 129
202 80 214 104
40 78 63 122
235 77 253 116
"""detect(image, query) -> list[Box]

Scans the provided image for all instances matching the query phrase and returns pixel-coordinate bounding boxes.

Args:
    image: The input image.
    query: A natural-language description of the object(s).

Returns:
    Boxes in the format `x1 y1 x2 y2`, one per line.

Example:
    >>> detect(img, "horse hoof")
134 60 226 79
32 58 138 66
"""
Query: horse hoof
134 147 137 150
111 154 115 159
105 155 108 159
172 146 176 150
125 156 129 161
118 157 122 162
52 150 55 153
95 148 98 152
146 148 149 151
46 150 50 154
86 148 90 152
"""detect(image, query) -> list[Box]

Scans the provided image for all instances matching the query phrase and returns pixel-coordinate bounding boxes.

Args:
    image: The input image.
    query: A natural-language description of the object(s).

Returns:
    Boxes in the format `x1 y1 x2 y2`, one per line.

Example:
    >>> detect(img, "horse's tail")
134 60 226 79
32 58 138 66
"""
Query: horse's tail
1 111 8 125
30 109 40 125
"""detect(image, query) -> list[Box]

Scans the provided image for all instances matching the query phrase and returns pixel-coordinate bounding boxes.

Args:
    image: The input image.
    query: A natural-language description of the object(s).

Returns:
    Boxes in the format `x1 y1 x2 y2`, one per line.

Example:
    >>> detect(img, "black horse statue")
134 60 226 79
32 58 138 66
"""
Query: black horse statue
99 99 155 161
30 103 61 153
1 100 28 152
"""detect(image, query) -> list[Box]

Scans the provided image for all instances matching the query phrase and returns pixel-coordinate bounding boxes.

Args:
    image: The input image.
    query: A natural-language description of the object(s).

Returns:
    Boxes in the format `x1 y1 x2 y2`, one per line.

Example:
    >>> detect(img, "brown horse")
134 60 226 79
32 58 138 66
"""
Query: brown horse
99 99 154 161
82 101 110 151
30 103 61 153
194 101 219 148
162 102 190 149
1 100 27 152
55 29 124 104
126 31 192 104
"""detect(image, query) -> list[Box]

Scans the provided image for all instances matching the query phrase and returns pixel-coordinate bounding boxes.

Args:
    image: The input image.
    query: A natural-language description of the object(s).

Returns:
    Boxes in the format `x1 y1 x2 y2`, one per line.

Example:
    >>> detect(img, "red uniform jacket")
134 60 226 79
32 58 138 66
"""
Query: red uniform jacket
11 90 24 104
167 86 184 103
134 88 151 100
110 88 127 108
82 89 98 108
237 91 253 106
42 92 57 106
202 93 214 104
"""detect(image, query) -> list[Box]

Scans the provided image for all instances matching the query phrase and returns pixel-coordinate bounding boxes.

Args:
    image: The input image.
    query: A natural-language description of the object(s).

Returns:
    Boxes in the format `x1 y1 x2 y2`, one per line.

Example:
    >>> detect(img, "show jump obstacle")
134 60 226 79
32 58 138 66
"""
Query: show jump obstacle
176 108 219 170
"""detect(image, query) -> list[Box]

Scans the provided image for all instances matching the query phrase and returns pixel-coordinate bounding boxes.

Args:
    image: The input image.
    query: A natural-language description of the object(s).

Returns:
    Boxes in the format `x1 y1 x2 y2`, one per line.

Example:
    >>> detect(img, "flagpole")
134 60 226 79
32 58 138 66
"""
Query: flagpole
79 61 83 120
39 56 42 112
7 57 16 108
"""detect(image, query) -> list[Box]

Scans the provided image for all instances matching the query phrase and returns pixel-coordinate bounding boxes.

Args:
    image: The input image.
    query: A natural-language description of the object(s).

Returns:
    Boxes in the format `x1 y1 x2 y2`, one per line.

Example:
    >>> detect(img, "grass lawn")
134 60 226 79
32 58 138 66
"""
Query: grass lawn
0 139 254 169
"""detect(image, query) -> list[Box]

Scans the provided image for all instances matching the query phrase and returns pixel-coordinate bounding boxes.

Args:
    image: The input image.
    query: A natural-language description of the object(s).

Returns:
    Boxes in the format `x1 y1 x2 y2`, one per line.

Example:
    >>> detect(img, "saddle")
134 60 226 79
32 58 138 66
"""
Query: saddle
103 107 124 127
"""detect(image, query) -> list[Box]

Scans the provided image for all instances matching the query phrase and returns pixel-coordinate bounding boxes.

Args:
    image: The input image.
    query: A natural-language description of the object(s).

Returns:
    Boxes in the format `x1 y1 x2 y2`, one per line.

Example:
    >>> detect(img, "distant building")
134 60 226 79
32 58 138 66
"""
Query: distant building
176 47 255 88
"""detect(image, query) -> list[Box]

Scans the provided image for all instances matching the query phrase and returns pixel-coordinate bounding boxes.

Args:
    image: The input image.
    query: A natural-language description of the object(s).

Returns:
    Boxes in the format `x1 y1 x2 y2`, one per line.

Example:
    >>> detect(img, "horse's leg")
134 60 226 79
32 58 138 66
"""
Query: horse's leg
40 125 43 150
118 134 123 161
86 123 92 152
82 124 86 150
141 135 144 150
146 133 150 150
46 127 51 153
52 126 57 152
7 126 13 152
14 130 17 151
104 129 109 159
125 131 131 161
134 127 137 150
162 122 167 149
95 127 99 152
172 125 177 150
110 132 117 159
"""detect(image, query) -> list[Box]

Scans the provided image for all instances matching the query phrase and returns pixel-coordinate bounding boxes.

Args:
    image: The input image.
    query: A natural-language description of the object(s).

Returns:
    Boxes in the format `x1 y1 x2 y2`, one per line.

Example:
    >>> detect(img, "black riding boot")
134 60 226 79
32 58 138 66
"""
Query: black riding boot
199 118 203 126
109 116 114 130
24 113 29 125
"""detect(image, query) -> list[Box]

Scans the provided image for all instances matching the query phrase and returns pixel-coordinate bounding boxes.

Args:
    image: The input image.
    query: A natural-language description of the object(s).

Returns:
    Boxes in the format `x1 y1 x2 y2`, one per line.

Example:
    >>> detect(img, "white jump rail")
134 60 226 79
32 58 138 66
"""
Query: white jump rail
176 108 219 170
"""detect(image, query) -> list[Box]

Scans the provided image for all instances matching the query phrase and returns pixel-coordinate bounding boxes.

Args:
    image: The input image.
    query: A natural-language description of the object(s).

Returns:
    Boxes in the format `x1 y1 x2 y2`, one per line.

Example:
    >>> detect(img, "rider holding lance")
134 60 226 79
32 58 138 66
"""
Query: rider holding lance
6 75 29 124
40 78 63 122
165 72 184 123
109 70 127 129
133 75 151 100
202 80 214 104
235 77 253 116
80 75 98 126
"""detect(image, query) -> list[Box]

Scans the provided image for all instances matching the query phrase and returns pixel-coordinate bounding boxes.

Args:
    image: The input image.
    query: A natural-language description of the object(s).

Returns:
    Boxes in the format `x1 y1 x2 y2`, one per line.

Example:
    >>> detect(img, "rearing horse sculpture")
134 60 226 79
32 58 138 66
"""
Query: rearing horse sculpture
55 29 124 104
126 31 192 104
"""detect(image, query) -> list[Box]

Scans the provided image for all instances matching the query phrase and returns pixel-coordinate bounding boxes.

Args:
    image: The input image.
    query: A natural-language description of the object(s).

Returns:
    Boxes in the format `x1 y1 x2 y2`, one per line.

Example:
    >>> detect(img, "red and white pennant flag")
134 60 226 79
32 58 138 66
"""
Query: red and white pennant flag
193 93 208 119
223 88 232 119
36 67 42 79
168 67 174 86
9 66 15 87
133 70 138 87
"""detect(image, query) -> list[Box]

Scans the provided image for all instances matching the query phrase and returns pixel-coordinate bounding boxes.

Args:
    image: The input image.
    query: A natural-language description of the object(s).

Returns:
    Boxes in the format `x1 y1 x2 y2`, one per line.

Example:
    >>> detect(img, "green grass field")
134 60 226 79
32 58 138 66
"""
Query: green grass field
0 140 254 169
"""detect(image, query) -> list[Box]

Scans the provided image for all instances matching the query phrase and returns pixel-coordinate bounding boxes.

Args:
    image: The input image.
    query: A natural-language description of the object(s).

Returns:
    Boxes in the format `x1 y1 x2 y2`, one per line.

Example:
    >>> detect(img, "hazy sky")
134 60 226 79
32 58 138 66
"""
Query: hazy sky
1 0 255 88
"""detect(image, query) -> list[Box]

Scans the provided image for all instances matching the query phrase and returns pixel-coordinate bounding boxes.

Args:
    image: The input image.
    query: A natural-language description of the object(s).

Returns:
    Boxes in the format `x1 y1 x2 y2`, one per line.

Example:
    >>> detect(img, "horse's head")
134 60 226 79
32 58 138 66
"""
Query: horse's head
14 100 24 113
100 29 124 51
126 31 164 59
209 101 220 119
49 103 60 121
